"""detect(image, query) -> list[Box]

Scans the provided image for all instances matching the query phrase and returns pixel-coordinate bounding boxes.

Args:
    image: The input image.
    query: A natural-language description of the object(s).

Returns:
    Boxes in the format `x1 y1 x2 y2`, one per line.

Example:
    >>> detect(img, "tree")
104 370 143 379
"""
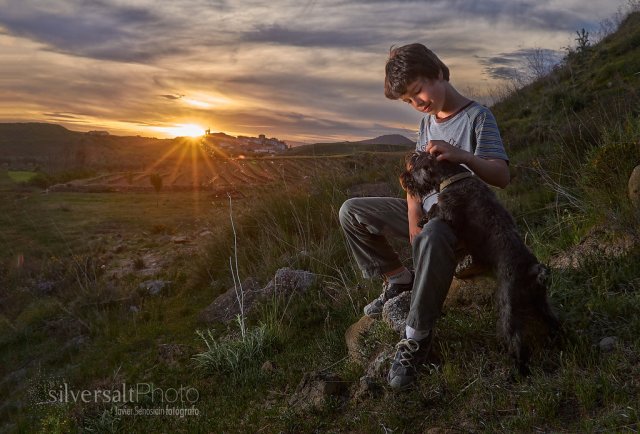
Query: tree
575 28 591 52
149 173 163 207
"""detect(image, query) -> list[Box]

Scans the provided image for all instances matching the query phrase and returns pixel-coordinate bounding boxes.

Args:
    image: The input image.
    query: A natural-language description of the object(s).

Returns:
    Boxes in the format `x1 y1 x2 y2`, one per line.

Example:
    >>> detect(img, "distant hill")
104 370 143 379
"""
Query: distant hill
0 123 414 166
354 134 414 146
0 123 83 154
0 122 176 170
284 134 414 156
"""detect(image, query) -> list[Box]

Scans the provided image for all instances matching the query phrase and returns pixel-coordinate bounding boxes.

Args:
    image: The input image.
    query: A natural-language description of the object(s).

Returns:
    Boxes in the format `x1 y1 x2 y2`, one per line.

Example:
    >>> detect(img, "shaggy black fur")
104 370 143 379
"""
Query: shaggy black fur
400 151 560 374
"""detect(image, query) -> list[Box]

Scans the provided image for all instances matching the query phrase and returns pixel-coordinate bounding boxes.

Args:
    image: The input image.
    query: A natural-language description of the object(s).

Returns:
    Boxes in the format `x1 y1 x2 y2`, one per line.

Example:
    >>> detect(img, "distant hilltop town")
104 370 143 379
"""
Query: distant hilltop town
204 129 288 154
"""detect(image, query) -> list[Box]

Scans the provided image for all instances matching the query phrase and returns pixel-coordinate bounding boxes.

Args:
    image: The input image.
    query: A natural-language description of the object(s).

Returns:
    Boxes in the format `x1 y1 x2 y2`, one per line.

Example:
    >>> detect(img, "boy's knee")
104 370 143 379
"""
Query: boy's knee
413 219 456 248
339 198 358 226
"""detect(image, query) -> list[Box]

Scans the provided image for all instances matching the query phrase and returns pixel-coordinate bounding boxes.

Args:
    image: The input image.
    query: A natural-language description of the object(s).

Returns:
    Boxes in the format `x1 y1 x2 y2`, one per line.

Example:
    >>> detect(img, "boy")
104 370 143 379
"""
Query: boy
338 43 510 389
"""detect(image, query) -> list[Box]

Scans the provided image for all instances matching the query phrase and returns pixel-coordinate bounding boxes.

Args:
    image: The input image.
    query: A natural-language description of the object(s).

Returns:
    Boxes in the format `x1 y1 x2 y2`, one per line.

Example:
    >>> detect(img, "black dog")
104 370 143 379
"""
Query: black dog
400 151 560 374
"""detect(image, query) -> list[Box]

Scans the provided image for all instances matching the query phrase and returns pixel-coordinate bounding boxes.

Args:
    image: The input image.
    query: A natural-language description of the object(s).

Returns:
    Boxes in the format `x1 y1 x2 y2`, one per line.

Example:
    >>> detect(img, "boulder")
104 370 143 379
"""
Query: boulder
352 375 382 402
261 267 316 298
261 360 276 374
34 280 56 295
382 291 412 334
444 276 496 309
199 277 261 323
344 316 376 366
599 336 617 352
139 279 172 296
364 347 395 380
199 268 317 324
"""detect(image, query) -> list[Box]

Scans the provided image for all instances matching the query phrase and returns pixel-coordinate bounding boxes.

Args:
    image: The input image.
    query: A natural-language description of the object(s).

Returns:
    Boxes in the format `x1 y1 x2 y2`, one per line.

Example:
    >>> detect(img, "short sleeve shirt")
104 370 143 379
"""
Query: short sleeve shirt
415 101 508 213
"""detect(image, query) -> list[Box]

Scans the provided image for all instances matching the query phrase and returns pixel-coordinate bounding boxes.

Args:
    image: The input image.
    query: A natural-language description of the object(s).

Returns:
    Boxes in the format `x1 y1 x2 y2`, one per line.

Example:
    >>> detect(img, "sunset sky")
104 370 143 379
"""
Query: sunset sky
0 0 628 143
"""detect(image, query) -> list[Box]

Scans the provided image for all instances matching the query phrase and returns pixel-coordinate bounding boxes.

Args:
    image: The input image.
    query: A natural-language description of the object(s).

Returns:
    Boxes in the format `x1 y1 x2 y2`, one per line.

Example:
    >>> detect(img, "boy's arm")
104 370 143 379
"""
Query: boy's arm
426 140 510 188
407 192 423 244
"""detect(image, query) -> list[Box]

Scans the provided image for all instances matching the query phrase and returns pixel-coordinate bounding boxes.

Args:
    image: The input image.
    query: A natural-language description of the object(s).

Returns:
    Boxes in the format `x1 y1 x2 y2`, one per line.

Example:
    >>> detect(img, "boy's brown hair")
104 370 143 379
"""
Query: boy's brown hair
384 43 450 100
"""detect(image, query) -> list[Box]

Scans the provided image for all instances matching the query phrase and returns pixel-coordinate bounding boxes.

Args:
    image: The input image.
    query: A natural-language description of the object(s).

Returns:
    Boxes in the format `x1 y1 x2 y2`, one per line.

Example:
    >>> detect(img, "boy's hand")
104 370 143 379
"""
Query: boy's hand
427 140 510 188
426 140 470 164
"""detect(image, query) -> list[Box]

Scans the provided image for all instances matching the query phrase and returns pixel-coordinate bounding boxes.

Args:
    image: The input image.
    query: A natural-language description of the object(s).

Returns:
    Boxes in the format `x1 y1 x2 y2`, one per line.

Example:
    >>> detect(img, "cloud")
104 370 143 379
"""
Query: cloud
160 94 185 100
0 1 163 60
478 48 565 81
0 0 628 141
42 112 81 120
242 24 385 48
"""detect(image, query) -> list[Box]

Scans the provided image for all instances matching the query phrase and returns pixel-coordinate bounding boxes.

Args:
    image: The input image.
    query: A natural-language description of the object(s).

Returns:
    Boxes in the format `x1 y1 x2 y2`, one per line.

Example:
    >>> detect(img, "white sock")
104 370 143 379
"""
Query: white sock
406 325 431 341
386 268 412 285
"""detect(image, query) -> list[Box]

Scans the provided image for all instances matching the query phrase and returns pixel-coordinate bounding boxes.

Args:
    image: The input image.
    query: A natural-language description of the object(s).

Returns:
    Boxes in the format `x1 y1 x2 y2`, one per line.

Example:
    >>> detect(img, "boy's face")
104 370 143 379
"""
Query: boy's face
400 74 446 115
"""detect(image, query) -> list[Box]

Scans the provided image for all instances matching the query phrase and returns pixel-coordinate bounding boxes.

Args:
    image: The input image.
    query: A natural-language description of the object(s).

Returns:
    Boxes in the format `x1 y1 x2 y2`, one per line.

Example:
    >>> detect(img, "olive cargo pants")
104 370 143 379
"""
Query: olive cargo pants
338 196 458 332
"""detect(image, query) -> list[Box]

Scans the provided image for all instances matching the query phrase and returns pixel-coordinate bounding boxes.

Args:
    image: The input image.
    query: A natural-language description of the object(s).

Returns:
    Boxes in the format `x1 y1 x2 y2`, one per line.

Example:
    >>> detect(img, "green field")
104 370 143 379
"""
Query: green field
6 170 37 183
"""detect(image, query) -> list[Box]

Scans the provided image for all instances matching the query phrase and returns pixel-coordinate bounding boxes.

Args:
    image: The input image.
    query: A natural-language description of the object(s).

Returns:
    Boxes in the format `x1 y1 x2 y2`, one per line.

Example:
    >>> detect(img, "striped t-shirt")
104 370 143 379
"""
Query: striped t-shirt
415 101 508 213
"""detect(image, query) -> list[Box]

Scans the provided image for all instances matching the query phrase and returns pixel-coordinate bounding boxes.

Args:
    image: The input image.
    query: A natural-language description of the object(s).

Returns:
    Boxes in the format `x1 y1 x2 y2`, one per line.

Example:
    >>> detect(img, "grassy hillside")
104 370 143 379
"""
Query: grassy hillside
285 142 413 156
1 11 639 434
492 12 640 152
285 134 413 156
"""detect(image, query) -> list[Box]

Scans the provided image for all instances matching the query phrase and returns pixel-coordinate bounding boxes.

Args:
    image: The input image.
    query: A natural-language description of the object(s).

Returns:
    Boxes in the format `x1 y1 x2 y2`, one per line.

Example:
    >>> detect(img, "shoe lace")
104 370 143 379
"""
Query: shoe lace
395 338 420 367
381 277 391 292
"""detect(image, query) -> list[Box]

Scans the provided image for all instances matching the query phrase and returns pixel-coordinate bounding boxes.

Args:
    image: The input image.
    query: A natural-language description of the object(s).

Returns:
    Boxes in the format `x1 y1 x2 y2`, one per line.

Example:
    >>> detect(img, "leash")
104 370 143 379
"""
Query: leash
439 171 473 191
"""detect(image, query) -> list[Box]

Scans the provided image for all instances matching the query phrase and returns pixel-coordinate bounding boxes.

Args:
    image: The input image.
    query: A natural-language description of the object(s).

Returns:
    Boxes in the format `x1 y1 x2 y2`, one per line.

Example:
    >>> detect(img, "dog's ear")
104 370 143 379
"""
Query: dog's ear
529 263 550 286
412 167 430 186
405 151 421 170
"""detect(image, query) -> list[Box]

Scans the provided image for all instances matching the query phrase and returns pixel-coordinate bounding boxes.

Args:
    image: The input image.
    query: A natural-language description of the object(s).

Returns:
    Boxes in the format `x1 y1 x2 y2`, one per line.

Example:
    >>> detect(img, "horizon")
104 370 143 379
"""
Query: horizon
0 121 414 145
0 0 628 143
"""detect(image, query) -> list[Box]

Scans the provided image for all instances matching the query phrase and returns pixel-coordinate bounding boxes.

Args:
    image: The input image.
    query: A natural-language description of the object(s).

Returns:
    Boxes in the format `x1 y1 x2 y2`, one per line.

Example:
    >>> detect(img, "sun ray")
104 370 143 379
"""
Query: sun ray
169 138 191 186
195 139 219 189
143 141 184 177
190 138 201 216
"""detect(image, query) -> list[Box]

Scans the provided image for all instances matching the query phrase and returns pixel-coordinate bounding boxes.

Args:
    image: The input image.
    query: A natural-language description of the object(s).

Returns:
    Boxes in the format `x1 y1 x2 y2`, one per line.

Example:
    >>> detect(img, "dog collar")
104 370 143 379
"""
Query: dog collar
440 172 473 191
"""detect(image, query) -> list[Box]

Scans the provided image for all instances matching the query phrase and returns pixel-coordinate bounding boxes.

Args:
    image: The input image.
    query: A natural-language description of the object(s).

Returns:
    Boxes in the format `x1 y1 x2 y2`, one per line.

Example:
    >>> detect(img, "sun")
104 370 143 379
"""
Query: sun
154 123 206 138
170 123 206 138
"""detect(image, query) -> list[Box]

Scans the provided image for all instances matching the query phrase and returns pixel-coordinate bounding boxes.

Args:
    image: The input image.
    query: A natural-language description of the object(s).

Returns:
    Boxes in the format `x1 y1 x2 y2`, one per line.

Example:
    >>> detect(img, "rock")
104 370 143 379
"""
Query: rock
352 347 394 401
454 255 490 279
629 164 640 208
262 268 316 297
288 371 348 411
129 305 140 314
199 230 213 237
139 279 171 295
199 277 262 323
34 280 56 295
364 347 395 380
199 268 317 324
261 360 276 373
352 375 382 401
379 274 496 334
170 236 189 244
550 225 640 269
599 336 617 352
444 276 496 309
344 316 376 366
382 291 412 334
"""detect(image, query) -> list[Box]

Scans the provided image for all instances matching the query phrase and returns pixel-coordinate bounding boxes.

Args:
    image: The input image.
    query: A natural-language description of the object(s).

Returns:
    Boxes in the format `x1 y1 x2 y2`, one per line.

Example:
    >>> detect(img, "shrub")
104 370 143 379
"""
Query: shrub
193 321 276 380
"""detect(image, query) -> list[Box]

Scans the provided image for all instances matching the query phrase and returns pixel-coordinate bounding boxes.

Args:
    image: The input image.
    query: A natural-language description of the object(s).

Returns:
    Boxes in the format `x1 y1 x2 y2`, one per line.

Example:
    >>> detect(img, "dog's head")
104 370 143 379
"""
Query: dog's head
399 151 463 197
